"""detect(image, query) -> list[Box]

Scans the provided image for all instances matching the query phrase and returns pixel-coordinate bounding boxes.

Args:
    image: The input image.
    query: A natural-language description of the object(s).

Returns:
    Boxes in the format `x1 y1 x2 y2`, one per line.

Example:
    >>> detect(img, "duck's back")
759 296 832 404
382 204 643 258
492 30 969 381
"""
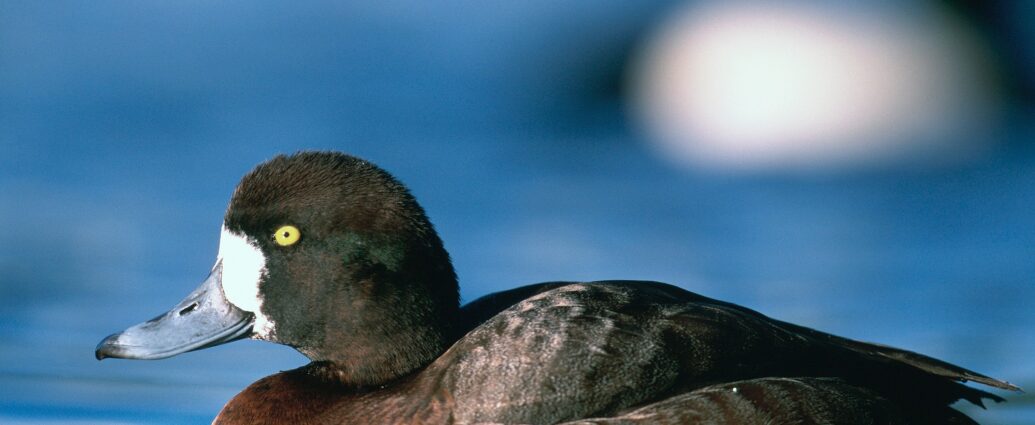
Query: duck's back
441 282 693 422
216 281 1010 424
433 281 1009 424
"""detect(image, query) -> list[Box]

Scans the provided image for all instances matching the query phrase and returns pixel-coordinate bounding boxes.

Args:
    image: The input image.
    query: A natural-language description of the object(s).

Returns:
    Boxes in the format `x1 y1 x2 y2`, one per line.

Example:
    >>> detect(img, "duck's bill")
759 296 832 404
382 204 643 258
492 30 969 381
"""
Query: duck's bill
95 263 254 360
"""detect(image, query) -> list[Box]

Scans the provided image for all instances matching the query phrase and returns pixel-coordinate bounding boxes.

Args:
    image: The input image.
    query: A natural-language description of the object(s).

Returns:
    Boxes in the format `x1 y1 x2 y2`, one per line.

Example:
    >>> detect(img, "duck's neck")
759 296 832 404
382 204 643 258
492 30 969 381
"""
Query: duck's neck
297 315 457 388
295 246 461 388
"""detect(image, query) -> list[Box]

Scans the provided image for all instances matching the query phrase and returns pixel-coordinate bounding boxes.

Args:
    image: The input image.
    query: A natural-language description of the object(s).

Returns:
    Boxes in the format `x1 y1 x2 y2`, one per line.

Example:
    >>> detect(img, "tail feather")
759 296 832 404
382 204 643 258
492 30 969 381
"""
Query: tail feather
773 318 1020 406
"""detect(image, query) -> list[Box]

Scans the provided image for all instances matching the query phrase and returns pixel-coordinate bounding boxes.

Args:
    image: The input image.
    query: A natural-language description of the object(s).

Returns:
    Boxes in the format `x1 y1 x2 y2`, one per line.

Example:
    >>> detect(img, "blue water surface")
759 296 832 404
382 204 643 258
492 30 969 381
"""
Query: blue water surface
1 1 1033 423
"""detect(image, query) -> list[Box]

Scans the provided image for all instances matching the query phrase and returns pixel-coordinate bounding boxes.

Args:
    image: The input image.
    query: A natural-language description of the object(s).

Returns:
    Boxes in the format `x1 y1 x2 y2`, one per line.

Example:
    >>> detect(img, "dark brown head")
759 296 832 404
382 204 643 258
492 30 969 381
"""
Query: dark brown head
97 152 460 387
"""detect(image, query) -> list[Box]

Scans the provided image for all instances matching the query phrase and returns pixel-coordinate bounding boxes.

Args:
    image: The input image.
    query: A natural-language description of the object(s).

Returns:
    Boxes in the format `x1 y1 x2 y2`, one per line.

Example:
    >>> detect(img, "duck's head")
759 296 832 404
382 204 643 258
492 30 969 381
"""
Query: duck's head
96 152 459 385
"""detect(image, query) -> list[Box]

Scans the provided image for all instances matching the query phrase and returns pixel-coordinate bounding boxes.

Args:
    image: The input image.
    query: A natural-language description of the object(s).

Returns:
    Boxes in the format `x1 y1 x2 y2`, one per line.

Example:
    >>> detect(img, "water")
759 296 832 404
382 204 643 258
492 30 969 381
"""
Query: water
1 1 1033 423
3 135 1033 423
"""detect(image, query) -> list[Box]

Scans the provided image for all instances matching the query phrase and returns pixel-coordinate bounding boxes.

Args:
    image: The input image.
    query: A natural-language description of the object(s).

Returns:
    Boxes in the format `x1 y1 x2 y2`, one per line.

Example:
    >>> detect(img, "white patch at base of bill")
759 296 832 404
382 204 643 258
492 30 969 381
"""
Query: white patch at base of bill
217 224 276 339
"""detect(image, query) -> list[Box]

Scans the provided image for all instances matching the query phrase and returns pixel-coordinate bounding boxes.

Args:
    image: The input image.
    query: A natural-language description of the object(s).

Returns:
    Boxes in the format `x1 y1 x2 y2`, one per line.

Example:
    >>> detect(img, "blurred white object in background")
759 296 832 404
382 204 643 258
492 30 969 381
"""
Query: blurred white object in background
631 2 1001 169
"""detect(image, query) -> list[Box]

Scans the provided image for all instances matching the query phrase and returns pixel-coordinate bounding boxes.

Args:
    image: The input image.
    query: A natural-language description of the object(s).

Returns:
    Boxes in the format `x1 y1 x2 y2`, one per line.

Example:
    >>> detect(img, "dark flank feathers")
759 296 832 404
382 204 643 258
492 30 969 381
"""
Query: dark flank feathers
218 279 1014 424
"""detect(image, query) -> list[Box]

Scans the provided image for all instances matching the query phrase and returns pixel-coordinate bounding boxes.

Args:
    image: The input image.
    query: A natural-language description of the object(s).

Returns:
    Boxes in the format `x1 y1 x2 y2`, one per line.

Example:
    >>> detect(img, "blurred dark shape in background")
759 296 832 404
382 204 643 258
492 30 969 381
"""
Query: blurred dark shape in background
1 1 1033 423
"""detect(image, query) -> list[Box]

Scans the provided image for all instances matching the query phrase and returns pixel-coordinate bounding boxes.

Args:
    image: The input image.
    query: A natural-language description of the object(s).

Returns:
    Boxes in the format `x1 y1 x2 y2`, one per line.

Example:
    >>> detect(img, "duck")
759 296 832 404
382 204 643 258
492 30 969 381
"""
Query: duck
96 151 1018 424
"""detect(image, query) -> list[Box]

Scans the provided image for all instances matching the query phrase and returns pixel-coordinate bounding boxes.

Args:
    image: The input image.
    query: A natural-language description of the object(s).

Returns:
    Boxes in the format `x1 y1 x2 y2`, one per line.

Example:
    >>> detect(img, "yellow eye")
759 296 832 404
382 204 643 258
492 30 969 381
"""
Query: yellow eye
274 225 301 246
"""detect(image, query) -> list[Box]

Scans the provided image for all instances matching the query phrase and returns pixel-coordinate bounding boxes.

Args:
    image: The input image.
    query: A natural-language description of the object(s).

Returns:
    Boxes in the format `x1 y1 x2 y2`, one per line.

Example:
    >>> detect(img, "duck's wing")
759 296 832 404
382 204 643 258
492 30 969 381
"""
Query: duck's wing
768 315 1018 404
636 281 1017 406
457 281 575 336
445 281 1015 424
560 377 978 425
